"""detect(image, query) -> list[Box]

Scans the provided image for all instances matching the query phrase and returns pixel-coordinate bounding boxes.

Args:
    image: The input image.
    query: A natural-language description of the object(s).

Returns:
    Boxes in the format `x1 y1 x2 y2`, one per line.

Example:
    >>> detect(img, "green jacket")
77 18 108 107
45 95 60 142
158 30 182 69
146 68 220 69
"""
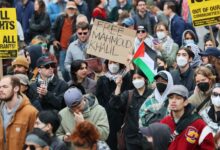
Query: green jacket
56 94 109 150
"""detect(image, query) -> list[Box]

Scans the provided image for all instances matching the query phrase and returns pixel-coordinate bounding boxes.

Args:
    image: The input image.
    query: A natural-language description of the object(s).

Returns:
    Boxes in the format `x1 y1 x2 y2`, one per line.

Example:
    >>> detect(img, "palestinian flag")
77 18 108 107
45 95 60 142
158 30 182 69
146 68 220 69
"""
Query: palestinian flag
133 42 157 83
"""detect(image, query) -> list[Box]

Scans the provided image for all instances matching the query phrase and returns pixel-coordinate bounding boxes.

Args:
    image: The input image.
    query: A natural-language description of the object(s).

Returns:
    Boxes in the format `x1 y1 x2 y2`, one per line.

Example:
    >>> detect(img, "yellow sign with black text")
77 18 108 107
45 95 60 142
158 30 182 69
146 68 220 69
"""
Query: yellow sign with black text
188 0 220 27
0 8 18 59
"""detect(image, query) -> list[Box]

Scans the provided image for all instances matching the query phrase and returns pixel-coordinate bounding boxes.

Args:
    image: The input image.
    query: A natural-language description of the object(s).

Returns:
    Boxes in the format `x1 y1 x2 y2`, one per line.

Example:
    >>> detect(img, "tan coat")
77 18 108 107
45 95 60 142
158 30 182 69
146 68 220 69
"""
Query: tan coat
0 95 38 150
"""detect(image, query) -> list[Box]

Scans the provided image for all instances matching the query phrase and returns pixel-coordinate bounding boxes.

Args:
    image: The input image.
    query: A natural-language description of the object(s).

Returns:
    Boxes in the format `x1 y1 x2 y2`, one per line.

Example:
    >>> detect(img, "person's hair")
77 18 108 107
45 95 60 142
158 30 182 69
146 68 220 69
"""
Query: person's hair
117 10 130 25
26 128 51 146
3 75 21 90
133 68 148 82
38 110 61 134
94 0 102 7
0 1 11 8
154 22 168 32
71 121 100 148
104 60 125 71
76 14 89 24
177 47 194 59
35 0 46 13
184 31 196 41
204 34 219 47
71 60 88 83
137 0 146 5
164 1 176 13
76 22 90 30
156 55 167 64
194 66 216 85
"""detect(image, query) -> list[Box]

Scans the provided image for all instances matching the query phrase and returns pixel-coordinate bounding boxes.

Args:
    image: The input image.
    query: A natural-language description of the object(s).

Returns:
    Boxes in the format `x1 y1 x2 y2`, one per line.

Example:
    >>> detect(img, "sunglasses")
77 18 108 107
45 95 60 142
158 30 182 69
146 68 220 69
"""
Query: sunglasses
23 144 36 150
78 32 88 35
212 92 220 97
41 63 56 69
137 30 146 34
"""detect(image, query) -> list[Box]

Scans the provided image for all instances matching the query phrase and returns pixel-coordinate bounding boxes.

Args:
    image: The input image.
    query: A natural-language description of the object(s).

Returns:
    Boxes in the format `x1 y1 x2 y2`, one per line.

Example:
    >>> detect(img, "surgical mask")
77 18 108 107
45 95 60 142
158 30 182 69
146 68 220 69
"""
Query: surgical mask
184 39 194 45
156 82 167 93
108 64 119 74
132 79 145 89
211 96 220 107
156 32 166 40
176 56 188 67
197 82 210 92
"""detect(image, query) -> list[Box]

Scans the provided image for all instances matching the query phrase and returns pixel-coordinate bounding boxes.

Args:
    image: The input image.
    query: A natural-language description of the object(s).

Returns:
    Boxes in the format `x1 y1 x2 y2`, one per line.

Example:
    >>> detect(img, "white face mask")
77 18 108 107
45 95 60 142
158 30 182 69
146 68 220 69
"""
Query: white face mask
108 63 119 74
211 96 220 107
176 56 188 67
132 79 145 89
184 39 194 45
156 32 166 40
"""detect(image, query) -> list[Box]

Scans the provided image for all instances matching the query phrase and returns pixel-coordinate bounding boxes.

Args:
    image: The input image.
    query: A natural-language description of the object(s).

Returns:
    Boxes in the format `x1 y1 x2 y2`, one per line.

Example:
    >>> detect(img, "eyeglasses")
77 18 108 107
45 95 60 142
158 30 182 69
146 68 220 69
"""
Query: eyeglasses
23 144 36 150
212 92 220 97
78 32 88 35
41 63 56 69
137 30 146 34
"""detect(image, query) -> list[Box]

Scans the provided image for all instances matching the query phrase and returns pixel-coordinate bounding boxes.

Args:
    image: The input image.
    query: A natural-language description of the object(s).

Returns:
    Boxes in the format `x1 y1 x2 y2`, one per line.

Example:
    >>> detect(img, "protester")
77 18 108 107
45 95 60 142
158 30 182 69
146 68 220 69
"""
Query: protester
29 0 51 40
134 25 154 52
34 110 68 150
171 47 196 94
0 75 38 150
199 83 220 135
56 87 109 149
15 73 42 110
71 121 110 150
163 1 185 46
188 66 216 112
30 56 68 110
96 59 133 150
153 22 178 68
110 68 153 149
139 71 173 127
182 29 201 68
65 22 90 73
140 122 170 150
47 0 66 25
108 0 132 22
51 0 78 82
161 85 215 149
92 0 108 21
132 0 155 34
74 0 90 21
69 59 96 94
199 47 220 82
16 0 34 43
24 128 51 150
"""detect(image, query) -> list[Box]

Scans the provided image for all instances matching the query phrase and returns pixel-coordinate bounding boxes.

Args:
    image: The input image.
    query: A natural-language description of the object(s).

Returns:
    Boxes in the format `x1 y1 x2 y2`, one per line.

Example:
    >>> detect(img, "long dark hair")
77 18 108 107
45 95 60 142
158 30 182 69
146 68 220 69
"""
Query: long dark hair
70 60 88 83
35 0 45 14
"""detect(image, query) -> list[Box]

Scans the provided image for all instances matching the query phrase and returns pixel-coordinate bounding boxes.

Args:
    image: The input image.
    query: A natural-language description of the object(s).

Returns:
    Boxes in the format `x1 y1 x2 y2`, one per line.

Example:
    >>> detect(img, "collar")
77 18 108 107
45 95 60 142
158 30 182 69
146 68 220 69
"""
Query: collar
169 13 175 22
133 87 151 98
179 66 191 77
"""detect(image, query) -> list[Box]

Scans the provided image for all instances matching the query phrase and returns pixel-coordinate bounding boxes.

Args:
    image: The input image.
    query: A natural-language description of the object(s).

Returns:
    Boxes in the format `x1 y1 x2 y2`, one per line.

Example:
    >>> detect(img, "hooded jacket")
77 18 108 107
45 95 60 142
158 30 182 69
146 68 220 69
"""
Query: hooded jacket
56 94 109 150
0 95 38 150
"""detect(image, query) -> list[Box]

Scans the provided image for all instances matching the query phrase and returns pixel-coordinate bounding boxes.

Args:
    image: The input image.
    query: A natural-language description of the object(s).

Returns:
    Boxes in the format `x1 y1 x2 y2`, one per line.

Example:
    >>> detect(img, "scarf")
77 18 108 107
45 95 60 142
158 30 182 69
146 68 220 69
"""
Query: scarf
160 36 174 54
105 69 127 81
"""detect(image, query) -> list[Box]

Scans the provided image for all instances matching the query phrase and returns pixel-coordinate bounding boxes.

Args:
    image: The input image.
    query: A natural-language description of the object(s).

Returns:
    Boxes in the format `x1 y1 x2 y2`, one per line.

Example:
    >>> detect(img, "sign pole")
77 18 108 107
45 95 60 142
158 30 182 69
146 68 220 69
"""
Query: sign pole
208 26 216 47
0 60 3 79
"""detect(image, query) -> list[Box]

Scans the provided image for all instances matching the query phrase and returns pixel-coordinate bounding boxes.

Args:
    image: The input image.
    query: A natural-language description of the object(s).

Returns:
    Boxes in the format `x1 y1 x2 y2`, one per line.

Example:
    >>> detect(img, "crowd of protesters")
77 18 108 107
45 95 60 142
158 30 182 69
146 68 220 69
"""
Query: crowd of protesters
0 0 220 149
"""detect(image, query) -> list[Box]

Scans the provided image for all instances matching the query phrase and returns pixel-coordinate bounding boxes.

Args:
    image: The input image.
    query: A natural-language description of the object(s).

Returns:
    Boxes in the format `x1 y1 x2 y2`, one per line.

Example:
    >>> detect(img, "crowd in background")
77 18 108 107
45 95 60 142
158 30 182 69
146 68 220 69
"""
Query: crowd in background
0 0 220 149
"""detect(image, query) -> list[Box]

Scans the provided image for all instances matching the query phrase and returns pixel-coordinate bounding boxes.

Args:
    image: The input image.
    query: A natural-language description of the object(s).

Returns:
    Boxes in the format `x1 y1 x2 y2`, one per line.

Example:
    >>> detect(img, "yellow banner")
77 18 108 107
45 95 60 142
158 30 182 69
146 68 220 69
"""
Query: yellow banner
188 0 220 27
0 8 18 59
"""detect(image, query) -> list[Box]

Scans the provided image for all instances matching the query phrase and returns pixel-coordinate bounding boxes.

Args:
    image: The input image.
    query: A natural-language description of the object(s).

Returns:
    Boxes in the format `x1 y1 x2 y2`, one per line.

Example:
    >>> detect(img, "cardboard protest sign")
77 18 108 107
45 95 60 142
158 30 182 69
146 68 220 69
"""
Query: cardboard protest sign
87 19 136 64
0 8 18 59
188 0 220 27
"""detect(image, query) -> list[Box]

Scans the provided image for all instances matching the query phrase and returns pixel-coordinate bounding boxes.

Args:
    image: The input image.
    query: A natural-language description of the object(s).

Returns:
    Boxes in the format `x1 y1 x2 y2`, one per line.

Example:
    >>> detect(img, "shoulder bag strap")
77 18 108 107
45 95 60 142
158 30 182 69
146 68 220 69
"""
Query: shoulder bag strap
122 90 133 127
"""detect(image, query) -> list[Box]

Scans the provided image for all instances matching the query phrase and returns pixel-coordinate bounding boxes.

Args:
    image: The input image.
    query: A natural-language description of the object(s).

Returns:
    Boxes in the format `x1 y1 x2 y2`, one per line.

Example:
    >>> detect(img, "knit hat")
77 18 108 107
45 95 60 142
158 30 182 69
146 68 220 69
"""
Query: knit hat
12 56 29 69
14 74 29 85
64 87 83 108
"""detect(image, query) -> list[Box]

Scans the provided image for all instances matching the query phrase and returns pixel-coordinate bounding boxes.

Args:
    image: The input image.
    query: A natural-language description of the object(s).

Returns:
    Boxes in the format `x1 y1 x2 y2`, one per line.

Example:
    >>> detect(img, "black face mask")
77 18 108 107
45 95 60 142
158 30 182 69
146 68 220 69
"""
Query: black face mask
157 66 165 72
156 82 167 93
197 82 210 92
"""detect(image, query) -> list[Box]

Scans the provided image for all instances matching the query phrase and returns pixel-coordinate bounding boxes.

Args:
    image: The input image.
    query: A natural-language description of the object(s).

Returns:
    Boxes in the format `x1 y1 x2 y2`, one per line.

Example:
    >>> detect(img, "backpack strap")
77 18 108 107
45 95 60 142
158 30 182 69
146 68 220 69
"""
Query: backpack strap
195 96 210 113
121 90 133 128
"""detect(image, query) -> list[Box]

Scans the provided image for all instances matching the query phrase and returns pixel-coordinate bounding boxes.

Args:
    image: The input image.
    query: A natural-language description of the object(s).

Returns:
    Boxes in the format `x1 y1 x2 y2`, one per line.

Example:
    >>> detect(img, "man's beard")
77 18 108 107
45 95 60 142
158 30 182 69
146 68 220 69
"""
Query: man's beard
0 92 14 102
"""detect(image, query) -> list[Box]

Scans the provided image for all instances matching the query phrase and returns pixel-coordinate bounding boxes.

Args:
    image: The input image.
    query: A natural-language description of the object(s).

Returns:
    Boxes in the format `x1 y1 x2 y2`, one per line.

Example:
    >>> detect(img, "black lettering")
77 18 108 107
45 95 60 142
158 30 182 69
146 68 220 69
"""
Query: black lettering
0 10 10 20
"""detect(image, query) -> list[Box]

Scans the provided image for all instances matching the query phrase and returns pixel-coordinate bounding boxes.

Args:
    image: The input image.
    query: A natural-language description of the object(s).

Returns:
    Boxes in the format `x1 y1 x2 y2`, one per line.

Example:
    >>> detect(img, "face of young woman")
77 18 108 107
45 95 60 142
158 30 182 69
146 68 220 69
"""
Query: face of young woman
76 63 88 80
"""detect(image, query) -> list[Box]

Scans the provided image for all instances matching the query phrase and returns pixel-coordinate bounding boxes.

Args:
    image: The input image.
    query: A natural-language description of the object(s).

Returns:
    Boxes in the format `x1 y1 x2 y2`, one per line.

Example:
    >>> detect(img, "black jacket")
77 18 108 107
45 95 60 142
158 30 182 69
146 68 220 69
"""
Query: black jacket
51 136 68 150
30 75 68 111
171 66 195 95
29 12 51 39
110 88 153 144
50 14 77 43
